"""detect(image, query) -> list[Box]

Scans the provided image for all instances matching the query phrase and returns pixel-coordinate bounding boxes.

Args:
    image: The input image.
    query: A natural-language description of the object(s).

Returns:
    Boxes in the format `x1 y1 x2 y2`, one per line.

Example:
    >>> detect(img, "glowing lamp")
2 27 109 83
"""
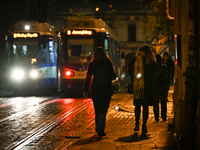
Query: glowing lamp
25 25 30 30
175 59 178 65
31 58 37 64
95 7 99 11
65 70 75 77
12 69 24 80
30 70 38 78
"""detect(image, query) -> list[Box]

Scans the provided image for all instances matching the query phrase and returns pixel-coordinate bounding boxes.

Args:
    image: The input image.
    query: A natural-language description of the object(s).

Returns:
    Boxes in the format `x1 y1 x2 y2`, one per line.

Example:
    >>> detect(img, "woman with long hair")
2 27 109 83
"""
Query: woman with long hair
83 46 116 136
128 44 158 134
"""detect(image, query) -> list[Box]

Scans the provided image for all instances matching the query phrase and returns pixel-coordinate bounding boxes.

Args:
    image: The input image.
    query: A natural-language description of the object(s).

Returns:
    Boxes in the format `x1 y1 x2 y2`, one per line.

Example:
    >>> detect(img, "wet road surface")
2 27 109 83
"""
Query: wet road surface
0 90 129 150
0 77 176 150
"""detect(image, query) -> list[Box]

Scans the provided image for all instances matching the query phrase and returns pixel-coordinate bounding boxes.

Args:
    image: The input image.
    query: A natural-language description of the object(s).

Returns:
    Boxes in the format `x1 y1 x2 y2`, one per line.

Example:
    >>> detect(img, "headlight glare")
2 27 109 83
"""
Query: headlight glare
30 70 38 78
12 69 24 80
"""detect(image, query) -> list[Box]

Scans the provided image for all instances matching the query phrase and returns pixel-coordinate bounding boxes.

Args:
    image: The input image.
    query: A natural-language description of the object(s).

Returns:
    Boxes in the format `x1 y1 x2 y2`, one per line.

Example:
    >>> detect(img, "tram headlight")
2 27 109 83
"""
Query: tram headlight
30 70 39 78
12 69 24 80
25 25 30 30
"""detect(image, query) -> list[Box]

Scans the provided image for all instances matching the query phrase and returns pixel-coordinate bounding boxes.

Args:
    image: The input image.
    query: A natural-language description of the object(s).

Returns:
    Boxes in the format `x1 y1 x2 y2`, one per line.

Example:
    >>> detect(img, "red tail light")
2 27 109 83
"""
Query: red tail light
175 59 178 65
65 70 75 77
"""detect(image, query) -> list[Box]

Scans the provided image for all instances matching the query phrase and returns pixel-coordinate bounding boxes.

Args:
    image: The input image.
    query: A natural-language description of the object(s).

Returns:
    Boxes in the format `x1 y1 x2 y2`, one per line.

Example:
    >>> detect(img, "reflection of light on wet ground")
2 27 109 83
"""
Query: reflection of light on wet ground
11 97 25 110
10 97 42 111
61 98 76 105
115 106 119 111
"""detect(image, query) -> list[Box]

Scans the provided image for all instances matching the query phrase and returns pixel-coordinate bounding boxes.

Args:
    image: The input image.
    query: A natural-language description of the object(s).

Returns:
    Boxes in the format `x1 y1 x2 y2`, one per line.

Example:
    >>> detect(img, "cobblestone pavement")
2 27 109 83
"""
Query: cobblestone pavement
23 77 176 150
66 80 177 150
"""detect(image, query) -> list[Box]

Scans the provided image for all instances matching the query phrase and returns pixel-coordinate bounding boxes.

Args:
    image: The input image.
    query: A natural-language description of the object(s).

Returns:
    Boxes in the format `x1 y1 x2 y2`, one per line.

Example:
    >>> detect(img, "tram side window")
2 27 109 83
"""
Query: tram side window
12 45 16 57
41 48 46 64
104 39 108 50
109 39 113 60
104 39 109 56
41 37 47 64
49 40 55 63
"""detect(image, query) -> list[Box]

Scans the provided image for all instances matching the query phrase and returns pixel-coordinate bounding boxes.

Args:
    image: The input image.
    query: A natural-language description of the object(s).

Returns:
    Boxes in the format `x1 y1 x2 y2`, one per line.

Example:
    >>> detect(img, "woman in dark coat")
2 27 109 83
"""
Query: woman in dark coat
83 46 116 136
128 45 158 134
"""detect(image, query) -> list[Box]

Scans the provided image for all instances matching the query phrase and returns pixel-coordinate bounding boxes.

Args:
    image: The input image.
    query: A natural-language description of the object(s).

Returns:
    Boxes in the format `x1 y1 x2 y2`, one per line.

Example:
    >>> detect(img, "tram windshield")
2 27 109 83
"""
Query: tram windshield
12 39 38 59
67 39 94 64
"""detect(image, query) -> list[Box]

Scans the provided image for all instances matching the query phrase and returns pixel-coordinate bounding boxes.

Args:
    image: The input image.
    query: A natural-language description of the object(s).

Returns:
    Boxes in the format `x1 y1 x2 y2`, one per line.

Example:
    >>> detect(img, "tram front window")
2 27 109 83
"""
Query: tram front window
67 39 94 64
12 39 38 62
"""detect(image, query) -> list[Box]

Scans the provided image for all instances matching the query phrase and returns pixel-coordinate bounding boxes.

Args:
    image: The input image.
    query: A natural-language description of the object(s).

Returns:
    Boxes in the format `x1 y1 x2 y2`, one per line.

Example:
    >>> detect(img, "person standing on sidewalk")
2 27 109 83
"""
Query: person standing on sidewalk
152 49 161 63
83 46 116 137
162 52 174 84
153 52 170 122
128 45 158 134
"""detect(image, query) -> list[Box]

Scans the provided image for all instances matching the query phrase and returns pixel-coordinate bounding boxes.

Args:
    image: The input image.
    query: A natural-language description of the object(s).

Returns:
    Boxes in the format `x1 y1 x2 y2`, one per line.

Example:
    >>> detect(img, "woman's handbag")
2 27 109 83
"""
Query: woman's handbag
127 82 133 94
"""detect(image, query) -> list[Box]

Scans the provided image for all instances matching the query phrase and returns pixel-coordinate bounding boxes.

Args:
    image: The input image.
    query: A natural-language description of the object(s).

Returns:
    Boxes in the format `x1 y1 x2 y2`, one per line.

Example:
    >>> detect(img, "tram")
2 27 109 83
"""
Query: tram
60 17 121 94
5 21 61 95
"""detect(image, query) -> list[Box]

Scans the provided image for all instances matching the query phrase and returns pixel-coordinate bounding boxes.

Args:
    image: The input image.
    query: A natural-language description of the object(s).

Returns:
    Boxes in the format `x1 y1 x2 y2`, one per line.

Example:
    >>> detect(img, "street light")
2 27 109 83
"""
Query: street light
95 7 99 12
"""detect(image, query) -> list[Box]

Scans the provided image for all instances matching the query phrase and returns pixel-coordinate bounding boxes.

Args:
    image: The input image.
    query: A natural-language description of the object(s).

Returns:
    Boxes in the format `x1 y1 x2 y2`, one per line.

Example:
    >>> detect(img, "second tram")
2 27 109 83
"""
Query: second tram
60 17 121 94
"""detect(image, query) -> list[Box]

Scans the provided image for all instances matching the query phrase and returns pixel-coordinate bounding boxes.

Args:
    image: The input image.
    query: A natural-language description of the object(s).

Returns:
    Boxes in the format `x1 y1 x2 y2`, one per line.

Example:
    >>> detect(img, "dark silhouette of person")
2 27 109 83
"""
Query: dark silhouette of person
128 45 158 134
153 52 170 122
162 52 174 84
83 46 116 137
152 50 161 65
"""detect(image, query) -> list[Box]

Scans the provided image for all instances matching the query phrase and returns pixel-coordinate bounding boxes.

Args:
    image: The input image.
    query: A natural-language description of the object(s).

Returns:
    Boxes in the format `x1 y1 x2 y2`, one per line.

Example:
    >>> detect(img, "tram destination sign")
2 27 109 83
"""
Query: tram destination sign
13 33 38 38
67 30 94 35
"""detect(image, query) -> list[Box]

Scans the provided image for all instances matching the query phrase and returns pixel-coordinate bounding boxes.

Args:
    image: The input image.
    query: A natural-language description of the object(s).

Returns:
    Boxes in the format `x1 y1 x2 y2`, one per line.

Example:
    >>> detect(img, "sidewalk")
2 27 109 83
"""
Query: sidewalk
67 77 177 150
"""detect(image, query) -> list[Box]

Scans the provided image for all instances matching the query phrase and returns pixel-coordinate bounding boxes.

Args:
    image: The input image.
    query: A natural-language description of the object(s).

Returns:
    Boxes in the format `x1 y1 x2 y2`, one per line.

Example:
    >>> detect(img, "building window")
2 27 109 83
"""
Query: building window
128 24 136 42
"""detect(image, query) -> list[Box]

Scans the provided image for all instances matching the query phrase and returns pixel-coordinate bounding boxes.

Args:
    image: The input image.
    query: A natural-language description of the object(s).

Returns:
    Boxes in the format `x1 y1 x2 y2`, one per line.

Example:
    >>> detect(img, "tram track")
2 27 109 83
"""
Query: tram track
64 93 133 149
4 99 92 150
1 93 132 150
0 98 66 125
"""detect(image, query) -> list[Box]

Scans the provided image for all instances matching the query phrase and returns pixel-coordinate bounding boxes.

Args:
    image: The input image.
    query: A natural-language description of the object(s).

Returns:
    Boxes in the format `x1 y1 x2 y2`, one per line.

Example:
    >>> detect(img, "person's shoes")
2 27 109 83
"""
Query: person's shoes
134 125 139 131
134 122 139 131
97 130 106 136
142 125 147 134
155 118 159 122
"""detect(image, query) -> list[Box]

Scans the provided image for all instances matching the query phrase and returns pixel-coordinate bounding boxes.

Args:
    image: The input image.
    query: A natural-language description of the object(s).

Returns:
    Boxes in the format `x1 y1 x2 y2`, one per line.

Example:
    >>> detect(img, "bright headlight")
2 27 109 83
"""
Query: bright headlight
30 70 38 78
12 69 24 80
25 25 30 30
